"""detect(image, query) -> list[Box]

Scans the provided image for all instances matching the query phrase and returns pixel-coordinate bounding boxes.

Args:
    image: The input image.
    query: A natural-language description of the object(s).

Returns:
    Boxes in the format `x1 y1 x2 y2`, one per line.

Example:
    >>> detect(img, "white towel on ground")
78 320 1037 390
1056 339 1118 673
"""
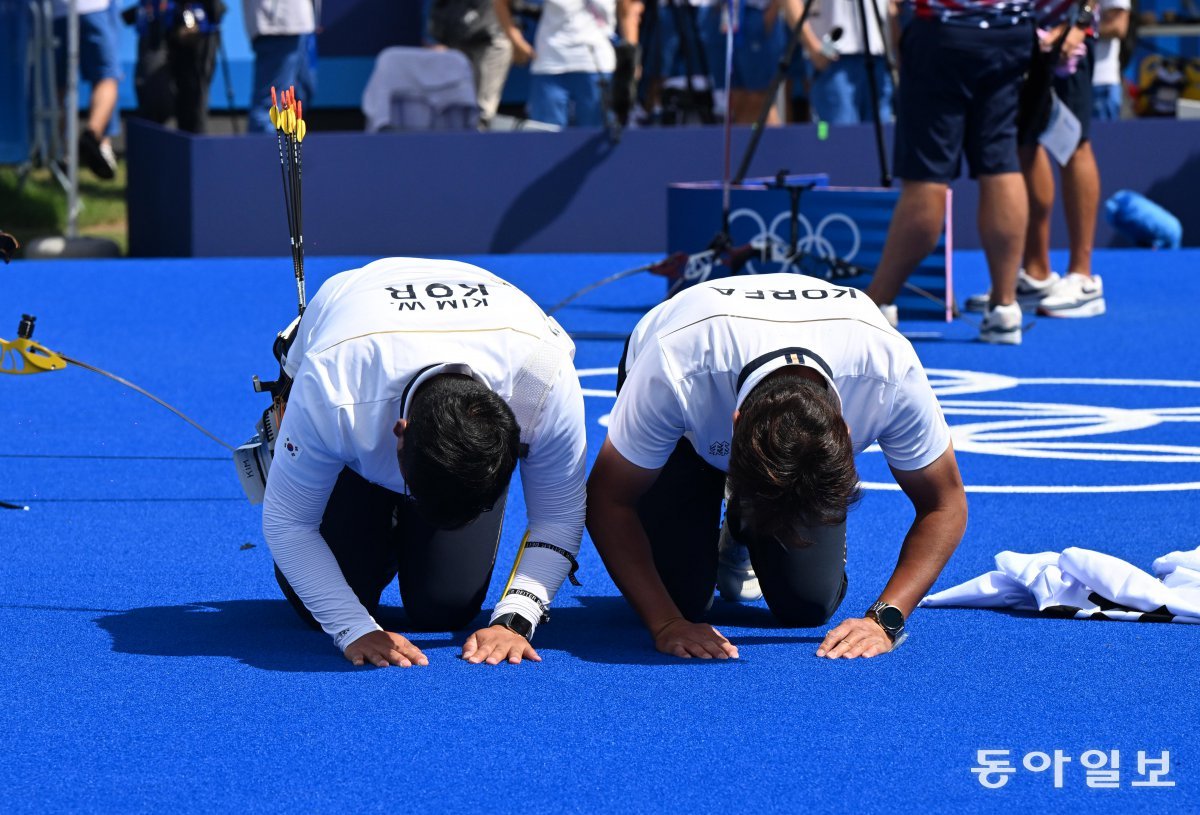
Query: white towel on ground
920 547 1200 624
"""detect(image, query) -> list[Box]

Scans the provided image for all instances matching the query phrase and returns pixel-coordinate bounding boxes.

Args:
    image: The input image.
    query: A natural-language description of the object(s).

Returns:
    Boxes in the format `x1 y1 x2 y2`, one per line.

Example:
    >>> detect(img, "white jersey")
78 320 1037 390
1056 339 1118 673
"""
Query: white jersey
922 546 1200 624
532 0 617 75
607 273 950 474
263 258 587 651
1092 0 1131 86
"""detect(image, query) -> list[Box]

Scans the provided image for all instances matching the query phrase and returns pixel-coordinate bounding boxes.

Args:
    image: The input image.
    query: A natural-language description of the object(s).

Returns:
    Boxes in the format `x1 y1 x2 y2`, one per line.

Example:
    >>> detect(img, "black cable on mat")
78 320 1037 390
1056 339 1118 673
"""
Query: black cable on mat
59 354 236 451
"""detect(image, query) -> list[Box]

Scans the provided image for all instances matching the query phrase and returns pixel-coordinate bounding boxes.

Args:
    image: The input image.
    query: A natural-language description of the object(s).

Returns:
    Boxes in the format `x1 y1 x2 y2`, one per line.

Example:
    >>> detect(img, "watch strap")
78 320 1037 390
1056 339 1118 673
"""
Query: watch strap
492 612 536 642
866 600 906 644
505 587 550 623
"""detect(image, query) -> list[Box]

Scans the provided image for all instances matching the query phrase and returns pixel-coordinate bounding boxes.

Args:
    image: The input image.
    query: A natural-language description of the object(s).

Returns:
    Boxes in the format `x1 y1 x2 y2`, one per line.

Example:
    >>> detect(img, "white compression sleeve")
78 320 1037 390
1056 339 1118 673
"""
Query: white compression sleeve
490 364 587 634
261 399 382 652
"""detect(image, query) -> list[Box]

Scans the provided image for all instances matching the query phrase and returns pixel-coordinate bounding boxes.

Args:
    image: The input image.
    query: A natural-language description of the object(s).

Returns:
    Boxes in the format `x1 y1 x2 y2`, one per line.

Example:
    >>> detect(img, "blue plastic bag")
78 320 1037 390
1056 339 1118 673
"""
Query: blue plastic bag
1105 190 1183 249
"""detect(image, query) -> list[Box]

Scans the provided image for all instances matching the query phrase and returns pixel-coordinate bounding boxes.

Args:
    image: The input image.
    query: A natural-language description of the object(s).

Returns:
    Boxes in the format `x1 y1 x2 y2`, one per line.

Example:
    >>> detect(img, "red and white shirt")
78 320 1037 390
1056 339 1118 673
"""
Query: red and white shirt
907 0 1029 24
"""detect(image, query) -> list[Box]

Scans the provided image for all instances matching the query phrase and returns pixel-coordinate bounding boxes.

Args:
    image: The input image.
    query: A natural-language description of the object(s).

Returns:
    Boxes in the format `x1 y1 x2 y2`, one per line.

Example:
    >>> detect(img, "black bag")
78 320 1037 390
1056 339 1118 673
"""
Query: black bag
428 0 494 48
1016 25 1071 143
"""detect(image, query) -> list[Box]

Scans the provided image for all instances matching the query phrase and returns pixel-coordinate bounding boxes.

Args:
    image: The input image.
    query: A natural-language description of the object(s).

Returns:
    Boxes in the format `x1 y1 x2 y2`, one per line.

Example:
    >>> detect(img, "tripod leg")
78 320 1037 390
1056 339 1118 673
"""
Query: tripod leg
855 0 891 186
732 0 817 184
868 0 899 88
669 0 715 124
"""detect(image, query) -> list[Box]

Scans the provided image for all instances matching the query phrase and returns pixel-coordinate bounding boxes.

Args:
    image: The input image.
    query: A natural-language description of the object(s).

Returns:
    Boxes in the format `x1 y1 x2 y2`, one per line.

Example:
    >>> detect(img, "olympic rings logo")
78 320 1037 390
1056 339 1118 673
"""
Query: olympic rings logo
729 208 862 276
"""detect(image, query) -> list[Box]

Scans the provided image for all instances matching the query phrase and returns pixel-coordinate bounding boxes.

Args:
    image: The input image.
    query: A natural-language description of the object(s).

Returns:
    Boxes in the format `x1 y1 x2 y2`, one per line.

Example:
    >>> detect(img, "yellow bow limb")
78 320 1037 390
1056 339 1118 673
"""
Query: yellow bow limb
0 337 68 375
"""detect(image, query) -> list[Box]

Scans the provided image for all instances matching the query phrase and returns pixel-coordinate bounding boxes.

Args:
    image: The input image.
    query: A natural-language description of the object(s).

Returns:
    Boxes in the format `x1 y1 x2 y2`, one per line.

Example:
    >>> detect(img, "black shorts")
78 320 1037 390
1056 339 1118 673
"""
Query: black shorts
893 17 1034 182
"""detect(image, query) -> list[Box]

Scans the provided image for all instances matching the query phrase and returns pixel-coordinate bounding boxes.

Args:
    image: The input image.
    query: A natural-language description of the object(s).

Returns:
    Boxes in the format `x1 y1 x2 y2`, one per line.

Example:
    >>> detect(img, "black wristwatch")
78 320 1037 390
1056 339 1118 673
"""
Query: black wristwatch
865 601 907 648
492 612 536 642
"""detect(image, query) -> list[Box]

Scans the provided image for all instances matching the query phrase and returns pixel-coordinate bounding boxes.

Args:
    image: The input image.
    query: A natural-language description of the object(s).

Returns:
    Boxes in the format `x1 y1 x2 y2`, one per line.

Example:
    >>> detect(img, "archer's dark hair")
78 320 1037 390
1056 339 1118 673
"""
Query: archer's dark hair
400 375 520 530
727 373 860 544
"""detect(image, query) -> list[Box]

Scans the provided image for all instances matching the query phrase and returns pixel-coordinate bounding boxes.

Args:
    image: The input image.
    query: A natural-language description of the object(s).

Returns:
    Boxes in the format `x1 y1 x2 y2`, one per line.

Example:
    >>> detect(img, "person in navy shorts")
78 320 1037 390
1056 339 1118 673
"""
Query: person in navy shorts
866 0 1034 344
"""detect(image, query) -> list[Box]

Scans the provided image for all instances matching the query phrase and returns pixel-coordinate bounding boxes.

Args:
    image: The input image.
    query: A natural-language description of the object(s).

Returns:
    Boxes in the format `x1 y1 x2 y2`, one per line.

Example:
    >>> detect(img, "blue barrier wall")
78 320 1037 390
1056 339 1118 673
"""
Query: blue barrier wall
127 118 1200 257
0 0 32 164
666 183 947 278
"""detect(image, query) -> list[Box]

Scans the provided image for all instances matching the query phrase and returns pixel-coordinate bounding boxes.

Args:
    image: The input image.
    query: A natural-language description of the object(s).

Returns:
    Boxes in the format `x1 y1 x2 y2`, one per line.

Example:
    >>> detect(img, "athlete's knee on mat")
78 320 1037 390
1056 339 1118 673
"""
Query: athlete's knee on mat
667 583 717 623
768 577 847 627
772 602 837 628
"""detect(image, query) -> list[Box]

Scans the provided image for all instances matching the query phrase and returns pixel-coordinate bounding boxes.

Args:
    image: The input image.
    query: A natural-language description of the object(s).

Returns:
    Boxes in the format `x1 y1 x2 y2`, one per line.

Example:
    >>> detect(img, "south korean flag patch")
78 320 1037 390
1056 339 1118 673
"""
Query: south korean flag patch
282 436 302 459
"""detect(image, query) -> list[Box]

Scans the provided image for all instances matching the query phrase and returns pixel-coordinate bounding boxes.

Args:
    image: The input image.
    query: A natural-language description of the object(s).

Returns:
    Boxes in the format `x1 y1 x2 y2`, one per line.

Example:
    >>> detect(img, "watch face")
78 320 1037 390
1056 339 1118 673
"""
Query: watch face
500 614 534 639
878 605 905 632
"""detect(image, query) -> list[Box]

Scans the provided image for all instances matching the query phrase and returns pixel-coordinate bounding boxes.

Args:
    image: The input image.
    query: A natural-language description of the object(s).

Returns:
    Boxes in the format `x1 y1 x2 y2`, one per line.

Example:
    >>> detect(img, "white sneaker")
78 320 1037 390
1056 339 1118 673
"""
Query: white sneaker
879 303 899 328
965 269 1061 313
979 302 1023 345
99 140 118 176
717 521 762 602
1037 273 1106 318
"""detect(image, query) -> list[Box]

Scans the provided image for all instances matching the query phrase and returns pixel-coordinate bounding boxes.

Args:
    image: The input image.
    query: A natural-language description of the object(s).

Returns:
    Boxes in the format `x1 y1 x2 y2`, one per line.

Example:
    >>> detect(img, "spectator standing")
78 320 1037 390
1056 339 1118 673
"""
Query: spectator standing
1022 1 1106 316
1091 0 1129 119
801 0 896 124
243 0 317 133
53 0 120 179
497 0 618 127
966 0 1107 318
723 0 789 124
131 1 225 134
865 0 1033 344
427 0 514 128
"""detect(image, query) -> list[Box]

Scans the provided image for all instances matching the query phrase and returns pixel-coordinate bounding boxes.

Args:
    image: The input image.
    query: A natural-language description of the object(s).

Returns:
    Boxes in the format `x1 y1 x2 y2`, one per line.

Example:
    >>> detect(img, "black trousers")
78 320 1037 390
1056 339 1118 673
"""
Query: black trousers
134 30 219 134
618 337 847 626
639 440 848 627
275 468 507 632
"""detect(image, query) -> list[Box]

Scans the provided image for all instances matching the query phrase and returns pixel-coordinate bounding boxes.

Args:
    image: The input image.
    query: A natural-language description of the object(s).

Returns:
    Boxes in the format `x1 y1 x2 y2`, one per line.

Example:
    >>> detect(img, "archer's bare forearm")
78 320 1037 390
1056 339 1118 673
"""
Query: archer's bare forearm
876 504 967 615
587 503 683 633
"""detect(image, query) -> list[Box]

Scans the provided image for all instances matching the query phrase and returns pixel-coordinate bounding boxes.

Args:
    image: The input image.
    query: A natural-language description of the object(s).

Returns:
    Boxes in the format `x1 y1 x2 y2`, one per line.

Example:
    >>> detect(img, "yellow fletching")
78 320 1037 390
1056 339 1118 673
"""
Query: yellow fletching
284 108 297 134
296 120 307 142
269 106 279 129
0 337 67 375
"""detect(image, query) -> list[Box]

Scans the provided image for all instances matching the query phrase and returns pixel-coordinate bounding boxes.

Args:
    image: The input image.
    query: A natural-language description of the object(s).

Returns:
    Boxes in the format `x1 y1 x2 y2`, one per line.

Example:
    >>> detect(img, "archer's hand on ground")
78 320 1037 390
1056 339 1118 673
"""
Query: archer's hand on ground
344 630 429 668
461 625 541 665
816 617 892 660
653 618 739 660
